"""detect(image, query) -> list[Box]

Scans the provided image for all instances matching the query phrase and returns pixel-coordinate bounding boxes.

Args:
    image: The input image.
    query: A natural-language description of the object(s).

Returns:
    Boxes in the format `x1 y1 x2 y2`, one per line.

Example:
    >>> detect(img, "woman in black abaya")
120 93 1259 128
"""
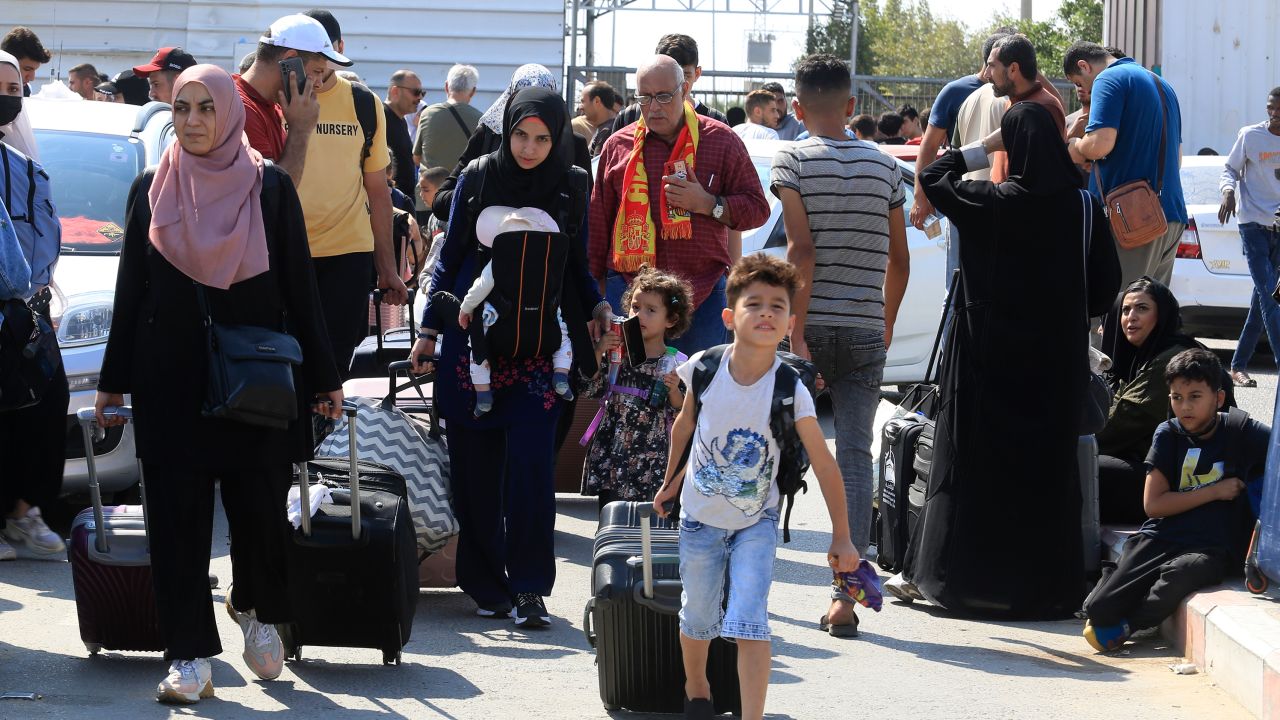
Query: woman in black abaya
904 102 1121 618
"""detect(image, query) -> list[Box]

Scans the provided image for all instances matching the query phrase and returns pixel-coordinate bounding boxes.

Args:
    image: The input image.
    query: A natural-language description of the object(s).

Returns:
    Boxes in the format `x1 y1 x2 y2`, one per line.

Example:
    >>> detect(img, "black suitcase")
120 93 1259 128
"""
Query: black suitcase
279 403 418 665
876 414 927 573
349 288 416 378
583 501 741 715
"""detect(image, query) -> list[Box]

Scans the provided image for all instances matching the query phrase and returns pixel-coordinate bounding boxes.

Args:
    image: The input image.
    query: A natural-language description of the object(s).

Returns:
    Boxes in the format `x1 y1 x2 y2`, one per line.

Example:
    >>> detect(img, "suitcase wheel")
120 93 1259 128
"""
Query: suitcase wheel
383 649 401 666
84 642 102 656
1246 560 1269 595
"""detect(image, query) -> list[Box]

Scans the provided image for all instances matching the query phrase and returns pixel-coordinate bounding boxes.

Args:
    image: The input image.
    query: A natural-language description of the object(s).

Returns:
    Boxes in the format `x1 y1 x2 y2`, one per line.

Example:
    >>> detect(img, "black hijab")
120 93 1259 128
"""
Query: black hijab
489 86 572 211
1105 276 1195 382
996 102 1081 198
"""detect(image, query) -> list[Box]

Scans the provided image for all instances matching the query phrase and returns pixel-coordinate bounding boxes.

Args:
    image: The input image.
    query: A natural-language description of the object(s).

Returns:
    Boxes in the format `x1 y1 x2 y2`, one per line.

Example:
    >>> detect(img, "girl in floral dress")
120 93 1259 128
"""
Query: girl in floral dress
581 268 694 511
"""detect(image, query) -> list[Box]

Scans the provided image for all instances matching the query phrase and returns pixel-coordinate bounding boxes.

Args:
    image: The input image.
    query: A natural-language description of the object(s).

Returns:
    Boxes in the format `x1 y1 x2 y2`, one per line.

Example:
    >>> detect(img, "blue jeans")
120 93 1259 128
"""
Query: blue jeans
1231 223 1280 370
804 326 886 553
678 508 779 641
607 271 727 355
939 217 961 351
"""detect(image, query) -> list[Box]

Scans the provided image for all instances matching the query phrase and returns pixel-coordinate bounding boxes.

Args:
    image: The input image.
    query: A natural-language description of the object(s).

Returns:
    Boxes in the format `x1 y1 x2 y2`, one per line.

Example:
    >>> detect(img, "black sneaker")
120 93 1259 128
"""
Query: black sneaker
475 602 512 618
511 593 550 628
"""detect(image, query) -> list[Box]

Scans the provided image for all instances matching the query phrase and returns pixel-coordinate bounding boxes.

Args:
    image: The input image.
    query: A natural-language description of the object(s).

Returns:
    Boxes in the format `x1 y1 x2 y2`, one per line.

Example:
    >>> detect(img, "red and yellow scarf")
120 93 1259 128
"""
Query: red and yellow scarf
611 102 700 273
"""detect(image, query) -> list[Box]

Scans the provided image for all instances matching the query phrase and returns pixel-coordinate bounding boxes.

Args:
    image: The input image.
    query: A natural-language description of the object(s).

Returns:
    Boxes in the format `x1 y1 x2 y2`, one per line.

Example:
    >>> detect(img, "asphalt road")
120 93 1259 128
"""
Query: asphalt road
0 343 1270 720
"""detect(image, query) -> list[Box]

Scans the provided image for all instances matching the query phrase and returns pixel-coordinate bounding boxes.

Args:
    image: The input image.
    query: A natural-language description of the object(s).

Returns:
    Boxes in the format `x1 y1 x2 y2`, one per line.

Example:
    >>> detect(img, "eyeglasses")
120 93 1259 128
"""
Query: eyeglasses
395 85 426 98
636 91 678 106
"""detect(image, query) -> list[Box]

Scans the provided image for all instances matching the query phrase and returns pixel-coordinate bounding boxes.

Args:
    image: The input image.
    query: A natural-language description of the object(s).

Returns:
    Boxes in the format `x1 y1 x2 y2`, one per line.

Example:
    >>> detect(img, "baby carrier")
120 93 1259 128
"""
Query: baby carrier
460 155 589 363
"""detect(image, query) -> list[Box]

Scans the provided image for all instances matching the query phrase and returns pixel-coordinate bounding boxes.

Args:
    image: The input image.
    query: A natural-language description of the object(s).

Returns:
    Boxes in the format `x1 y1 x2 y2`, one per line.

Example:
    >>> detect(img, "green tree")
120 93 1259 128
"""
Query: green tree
804 0 875 75
985 16 1068 79
1058 0 1105 43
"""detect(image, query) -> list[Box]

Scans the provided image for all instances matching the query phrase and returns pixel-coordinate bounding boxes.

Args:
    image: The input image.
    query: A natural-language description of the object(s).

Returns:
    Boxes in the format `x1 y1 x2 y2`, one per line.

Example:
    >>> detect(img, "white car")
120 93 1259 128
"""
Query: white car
24 98 175 497
1170 155 1253 339
738 139 944 385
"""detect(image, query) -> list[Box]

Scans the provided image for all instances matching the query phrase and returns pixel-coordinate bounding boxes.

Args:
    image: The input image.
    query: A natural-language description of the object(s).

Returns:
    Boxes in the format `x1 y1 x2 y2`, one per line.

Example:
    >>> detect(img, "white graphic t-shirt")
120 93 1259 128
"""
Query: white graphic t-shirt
676 350 817 530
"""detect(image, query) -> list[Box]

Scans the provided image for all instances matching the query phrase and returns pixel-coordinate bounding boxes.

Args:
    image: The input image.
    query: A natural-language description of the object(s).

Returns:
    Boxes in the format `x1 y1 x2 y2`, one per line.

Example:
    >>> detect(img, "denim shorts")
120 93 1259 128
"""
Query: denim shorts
678 508 779 642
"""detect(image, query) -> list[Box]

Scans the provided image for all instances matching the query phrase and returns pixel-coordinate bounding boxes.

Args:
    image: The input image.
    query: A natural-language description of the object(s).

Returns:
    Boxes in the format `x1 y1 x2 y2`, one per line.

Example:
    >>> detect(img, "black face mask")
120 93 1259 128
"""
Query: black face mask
0 96 20 127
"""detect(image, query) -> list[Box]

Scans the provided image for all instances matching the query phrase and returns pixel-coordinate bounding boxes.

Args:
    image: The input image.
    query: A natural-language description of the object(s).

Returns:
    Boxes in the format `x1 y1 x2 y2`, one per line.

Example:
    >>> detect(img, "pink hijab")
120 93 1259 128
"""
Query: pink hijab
148 64 268 289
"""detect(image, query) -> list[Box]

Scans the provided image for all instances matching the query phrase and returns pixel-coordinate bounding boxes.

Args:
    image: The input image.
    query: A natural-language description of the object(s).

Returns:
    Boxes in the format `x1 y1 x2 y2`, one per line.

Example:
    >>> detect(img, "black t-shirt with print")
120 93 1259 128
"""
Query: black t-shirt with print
1140 412 1270 550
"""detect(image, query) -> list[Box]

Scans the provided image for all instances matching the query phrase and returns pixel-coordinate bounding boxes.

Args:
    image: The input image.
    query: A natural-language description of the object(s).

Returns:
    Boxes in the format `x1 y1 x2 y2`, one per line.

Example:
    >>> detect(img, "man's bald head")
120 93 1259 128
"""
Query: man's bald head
635 55 690 141
637 55 684 91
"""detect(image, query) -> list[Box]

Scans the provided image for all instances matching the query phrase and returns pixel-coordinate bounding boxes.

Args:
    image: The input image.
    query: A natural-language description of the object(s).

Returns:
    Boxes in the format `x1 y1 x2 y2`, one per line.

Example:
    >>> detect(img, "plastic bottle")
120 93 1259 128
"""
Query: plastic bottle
648 347 679 407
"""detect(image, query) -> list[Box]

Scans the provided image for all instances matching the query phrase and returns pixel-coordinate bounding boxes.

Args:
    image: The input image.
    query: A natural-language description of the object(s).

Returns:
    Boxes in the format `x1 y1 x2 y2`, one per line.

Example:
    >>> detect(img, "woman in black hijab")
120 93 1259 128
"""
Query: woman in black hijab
1095 277 1203 522
411 87 608 627
900 102 1121 618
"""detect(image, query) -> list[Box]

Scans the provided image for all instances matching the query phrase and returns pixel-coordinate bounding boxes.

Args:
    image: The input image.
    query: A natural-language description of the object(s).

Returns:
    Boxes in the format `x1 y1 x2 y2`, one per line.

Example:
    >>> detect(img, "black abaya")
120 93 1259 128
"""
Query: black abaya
906 103 1122 619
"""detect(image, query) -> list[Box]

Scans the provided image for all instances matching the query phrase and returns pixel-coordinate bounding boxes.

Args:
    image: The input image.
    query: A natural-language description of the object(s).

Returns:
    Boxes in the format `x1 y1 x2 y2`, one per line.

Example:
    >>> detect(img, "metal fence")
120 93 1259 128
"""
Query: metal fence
569 65 1081 120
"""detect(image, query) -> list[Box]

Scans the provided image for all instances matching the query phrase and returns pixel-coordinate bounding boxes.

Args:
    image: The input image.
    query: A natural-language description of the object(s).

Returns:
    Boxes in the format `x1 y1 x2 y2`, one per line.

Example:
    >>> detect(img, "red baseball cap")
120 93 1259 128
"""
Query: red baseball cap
133 47 198 77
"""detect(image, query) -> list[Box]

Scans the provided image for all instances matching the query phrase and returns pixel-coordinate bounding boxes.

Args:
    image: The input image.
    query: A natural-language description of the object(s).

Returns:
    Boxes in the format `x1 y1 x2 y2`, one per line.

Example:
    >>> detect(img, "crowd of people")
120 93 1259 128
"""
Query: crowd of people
0 14 1277 719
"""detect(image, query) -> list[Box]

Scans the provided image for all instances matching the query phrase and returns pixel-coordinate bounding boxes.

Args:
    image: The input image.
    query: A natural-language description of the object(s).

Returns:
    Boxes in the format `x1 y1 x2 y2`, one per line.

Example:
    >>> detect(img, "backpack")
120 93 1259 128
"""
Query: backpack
678 344 819 542
0 297 60 412
0 143 60 283
350 81 378 170
460 154 591 362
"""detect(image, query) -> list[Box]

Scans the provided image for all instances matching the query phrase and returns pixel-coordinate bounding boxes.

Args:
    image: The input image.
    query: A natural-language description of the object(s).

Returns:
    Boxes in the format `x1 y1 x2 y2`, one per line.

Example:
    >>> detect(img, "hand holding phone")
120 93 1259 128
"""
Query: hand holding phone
622 315 646 367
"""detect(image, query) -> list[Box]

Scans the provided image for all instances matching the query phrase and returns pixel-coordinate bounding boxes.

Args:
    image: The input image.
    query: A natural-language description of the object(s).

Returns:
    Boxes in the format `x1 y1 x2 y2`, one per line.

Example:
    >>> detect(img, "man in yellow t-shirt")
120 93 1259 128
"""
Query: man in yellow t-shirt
295 71 408 377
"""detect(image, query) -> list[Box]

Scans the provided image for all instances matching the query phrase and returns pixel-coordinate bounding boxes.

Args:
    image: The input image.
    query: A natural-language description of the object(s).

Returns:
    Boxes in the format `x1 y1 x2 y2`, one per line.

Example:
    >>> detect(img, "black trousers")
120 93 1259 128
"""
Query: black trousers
313 251 375 381
1083 533 1226 630
448 417 559 606
1099 454 1147 524
145 462 293 660
0 361 68 525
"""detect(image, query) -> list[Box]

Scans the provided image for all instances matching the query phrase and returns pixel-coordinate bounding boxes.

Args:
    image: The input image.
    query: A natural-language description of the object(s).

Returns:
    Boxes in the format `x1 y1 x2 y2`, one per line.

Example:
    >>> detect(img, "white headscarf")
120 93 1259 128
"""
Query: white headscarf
477 64 557 135
0 50 38 160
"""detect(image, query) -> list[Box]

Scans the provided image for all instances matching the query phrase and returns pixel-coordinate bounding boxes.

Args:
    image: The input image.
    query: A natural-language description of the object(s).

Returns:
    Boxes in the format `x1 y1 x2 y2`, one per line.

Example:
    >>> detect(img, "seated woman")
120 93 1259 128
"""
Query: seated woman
1097 277 1201 523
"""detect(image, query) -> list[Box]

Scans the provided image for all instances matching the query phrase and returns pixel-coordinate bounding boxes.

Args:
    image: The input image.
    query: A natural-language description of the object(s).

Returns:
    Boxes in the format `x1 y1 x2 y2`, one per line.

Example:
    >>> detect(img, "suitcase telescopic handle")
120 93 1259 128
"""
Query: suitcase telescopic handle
344 402 361 540
75 406 144 555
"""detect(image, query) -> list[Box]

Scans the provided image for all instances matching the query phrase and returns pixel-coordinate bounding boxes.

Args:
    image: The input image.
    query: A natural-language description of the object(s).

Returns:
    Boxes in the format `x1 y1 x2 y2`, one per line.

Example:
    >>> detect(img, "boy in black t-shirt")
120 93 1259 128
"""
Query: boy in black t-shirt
1083 348 1269 652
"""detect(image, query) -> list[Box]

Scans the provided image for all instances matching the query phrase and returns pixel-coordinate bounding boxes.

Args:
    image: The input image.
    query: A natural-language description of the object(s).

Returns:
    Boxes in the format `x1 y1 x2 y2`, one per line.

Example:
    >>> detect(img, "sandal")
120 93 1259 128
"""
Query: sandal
818 611 859 637
1231 369 1257 388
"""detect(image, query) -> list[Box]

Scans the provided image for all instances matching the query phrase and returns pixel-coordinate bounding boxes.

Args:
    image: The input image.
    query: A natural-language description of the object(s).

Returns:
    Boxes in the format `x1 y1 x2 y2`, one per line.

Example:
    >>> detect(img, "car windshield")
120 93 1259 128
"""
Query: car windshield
34 130 143 255
1181 163 1224 206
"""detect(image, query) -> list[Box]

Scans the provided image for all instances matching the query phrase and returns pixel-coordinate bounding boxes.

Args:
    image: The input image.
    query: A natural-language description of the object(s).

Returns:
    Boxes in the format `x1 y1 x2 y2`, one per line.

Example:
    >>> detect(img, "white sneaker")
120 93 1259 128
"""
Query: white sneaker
225 590 284 680
884 572 925 603
3 507 65 557
155 658 213 704
0 536 15 561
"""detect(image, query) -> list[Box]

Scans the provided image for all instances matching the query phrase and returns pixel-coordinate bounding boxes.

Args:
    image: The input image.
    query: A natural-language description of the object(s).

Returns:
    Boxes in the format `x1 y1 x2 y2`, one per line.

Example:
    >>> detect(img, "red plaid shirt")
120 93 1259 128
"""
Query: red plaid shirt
589 116 769 307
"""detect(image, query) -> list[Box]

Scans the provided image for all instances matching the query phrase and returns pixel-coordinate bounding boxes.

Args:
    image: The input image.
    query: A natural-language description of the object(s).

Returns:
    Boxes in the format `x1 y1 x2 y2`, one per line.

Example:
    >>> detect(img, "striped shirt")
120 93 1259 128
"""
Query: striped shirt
770 137 904 330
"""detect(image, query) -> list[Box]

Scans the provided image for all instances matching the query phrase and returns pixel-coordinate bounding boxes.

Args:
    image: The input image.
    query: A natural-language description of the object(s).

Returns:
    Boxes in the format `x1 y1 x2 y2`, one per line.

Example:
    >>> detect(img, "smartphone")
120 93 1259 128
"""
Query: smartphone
622 315 647 367
279 57 307 102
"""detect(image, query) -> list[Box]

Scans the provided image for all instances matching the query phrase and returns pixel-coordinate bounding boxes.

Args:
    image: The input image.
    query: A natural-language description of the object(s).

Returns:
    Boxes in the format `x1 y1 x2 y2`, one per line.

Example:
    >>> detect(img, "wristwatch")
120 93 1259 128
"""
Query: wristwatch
711 195 725 220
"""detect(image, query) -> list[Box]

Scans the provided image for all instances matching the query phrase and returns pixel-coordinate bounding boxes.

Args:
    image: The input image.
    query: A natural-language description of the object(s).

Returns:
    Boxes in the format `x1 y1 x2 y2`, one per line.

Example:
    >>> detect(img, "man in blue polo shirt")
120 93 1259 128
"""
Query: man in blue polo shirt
1065 41 1186 288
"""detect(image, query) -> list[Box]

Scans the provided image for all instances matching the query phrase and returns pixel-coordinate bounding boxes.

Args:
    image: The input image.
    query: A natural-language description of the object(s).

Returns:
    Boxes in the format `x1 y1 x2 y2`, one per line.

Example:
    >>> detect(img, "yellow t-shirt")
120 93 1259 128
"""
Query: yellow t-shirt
297 76 390 258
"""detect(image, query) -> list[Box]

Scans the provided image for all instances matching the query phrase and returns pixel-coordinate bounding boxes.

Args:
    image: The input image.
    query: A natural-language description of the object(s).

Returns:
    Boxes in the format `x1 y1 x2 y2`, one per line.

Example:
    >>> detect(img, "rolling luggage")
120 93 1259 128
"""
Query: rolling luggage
876 414 928 573
280 402 418 665
68 406 165 655
350 288 417 379
583 501 740 715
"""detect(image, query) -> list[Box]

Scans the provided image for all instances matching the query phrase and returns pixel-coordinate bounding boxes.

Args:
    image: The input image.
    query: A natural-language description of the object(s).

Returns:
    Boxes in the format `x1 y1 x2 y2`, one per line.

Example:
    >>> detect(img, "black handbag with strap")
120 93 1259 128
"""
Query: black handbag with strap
197 283 303 430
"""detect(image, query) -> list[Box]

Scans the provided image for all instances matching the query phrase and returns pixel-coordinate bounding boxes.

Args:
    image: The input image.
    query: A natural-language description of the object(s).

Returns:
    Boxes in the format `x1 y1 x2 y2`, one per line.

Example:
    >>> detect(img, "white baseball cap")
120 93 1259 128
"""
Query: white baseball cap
259 14 352 67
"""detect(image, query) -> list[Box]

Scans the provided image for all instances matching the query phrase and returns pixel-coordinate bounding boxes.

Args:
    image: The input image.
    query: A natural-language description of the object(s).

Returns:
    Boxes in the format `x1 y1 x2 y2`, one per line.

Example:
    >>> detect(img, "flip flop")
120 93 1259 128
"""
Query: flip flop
819 612 859 637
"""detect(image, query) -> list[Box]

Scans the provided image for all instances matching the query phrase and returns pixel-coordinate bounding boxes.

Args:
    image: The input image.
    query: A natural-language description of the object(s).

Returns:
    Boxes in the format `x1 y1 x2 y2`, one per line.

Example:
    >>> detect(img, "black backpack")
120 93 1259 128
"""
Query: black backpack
350 82 378 170
0 298 60 412
679 344 819 542
460 154 590 362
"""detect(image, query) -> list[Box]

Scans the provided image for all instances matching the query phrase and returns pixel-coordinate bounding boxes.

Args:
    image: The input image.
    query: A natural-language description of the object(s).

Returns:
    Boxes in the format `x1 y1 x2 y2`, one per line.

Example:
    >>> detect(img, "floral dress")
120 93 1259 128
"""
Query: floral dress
580 356 679 500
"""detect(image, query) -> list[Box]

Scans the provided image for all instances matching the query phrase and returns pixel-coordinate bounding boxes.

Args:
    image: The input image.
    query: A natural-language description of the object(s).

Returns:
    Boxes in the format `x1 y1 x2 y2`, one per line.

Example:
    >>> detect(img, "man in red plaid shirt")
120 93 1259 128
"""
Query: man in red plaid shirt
590 55 769 354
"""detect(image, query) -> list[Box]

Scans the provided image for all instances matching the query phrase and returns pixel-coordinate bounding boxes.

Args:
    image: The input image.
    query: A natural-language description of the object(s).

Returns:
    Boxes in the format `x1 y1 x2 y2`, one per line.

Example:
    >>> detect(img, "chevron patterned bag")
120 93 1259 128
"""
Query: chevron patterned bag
317 396 457 553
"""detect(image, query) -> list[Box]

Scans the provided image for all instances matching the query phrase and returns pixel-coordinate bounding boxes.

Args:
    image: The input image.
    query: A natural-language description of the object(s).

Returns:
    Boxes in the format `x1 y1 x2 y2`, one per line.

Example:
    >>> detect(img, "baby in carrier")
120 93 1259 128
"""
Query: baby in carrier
458 205 574 417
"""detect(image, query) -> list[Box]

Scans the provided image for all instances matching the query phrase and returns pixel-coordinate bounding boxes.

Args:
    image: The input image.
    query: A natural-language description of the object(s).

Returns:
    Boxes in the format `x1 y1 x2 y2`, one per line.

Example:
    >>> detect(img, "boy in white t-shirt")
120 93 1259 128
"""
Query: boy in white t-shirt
653 254 859 720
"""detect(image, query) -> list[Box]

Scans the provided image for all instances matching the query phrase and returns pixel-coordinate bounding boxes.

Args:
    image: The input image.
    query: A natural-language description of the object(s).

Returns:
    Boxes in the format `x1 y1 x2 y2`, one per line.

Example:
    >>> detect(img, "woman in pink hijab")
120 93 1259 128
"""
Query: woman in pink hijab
94 65 342 704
